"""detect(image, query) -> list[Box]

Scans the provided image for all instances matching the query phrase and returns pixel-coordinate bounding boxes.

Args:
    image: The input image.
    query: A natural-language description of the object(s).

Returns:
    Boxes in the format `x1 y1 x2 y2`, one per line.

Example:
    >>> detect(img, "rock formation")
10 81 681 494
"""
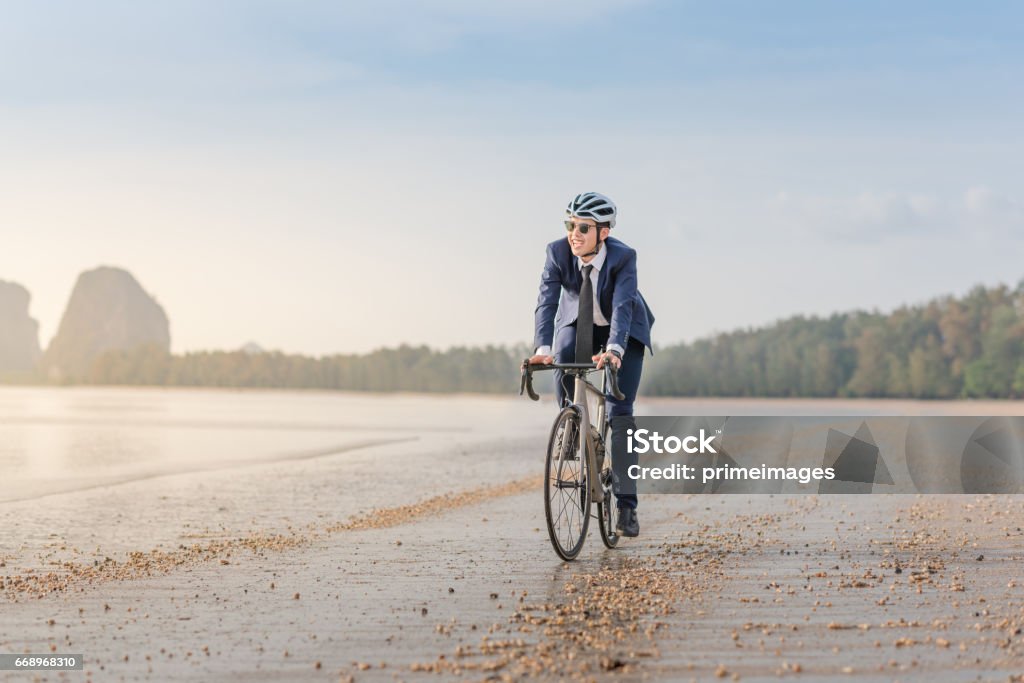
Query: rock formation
43 267 170 380
0 280 41 376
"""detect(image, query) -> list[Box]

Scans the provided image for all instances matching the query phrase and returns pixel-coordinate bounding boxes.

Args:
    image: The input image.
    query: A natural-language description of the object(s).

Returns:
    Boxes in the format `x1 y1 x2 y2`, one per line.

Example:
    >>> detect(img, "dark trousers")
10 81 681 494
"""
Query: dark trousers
553 323 644 509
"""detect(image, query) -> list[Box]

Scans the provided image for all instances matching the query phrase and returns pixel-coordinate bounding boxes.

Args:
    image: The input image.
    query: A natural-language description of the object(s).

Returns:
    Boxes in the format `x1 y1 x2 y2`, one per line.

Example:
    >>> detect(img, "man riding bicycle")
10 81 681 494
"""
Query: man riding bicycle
528 192 655 537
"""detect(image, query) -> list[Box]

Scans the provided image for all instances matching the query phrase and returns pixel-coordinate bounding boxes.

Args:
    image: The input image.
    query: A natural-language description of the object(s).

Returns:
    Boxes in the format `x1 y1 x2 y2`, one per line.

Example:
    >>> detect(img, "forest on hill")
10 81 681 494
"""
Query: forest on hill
644 282 1024 398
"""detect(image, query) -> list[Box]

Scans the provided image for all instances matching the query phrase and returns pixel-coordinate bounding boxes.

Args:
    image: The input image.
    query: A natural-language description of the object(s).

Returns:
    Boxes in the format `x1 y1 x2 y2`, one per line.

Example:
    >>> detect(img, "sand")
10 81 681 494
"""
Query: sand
3 482 1024 680
2 396 1024 681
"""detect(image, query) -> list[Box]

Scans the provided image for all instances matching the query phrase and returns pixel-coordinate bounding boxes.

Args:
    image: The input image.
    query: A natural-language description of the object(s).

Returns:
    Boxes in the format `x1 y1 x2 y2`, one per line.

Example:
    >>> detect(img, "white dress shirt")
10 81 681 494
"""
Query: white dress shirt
536 242 625 358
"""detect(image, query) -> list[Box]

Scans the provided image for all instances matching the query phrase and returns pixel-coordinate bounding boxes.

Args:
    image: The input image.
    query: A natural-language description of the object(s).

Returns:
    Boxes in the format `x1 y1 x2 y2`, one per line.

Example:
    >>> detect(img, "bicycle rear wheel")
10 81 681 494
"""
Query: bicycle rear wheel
544 406 590 561
597 423 620 548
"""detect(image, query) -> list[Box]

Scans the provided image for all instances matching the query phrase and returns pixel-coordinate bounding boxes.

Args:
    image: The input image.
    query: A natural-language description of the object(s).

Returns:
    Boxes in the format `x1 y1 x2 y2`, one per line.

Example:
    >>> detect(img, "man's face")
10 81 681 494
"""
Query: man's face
566 217 609 257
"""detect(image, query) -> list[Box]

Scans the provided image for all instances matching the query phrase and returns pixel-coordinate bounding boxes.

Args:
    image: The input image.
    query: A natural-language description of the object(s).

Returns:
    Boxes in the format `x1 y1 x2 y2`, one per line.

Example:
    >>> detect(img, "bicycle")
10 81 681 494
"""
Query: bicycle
520 357 626 561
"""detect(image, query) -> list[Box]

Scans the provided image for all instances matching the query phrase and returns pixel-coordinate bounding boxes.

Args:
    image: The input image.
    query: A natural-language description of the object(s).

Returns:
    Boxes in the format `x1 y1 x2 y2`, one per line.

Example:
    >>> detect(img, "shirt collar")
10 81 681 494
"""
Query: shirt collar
576 242 607 272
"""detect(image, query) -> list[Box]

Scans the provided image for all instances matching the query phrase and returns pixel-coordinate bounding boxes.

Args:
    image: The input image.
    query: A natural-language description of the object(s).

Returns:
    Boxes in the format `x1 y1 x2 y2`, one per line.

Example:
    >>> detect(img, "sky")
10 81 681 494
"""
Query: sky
1 1 1022 355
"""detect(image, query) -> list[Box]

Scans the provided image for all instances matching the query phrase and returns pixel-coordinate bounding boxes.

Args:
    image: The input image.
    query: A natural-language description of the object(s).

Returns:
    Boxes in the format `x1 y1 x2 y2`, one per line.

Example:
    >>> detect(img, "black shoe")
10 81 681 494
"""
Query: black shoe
616 508 639 537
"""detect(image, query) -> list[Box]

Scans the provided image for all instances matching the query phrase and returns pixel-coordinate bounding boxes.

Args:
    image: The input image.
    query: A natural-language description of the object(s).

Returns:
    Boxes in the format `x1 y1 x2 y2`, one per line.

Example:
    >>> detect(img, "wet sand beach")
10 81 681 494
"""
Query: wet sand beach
1 389 1023 681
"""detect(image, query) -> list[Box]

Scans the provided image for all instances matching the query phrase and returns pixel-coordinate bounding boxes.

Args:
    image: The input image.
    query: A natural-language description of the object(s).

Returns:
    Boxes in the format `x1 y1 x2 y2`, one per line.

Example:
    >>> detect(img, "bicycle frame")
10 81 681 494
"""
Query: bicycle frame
520 360 624 504
570 370 607 503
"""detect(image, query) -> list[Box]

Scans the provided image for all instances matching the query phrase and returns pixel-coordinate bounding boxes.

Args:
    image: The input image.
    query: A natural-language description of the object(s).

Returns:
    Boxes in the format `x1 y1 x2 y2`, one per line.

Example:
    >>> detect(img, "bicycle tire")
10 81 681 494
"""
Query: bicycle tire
597 422 620 549
544 406 590 561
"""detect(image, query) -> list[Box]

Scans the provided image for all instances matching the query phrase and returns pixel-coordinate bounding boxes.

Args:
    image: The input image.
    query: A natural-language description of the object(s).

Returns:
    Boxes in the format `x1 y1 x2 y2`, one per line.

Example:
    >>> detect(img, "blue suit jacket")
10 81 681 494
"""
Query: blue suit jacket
534 236 655 354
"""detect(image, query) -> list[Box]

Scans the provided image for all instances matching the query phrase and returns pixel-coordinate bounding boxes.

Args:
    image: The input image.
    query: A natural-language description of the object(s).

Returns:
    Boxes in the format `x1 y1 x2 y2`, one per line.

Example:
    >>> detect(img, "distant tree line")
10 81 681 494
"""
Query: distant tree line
16 282 1024 398
82 344 530 394
643 282 1024 399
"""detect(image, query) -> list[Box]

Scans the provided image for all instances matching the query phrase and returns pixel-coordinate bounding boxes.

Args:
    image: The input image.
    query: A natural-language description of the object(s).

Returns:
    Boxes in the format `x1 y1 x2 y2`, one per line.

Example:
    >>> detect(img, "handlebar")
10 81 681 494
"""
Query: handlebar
519 358 625 402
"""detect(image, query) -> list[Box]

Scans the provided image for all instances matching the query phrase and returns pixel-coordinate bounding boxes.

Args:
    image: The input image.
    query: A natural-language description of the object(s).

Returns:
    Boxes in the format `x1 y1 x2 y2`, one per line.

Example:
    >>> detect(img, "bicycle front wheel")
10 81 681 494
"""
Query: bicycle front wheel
544 406 591 561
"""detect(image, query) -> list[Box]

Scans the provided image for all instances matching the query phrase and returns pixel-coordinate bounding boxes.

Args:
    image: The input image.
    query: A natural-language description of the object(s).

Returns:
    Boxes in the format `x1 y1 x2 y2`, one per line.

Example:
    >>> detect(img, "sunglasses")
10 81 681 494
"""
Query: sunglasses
565 220 599 235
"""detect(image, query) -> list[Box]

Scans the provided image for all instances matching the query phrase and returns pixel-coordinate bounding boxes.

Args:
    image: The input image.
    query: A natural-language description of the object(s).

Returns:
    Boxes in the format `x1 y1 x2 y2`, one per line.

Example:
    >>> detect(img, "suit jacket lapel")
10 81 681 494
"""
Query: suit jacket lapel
570 255 583 292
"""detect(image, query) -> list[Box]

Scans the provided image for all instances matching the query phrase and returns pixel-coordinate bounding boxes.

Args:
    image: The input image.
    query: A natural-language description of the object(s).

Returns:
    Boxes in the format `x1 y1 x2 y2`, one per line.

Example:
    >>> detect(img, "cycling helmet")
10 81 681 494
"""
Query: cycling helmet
566 192 617 228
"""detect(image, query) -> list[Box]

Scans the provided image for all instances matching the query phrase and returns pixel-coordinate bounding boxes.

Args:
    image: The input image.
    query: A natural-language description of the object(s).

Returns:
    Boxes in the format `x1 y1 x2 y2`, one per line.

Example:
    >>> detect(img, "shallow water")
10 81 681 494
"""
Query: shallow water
0 386 544 502
3 386 1023 503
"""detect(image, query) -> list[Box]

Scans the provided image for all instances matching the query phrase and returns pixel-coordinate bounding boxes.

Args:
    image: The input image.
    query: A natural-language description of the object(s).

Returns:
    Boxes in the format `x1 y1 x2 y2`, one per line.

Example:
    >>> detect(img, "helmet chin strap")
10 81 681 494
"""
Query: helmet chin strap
582 228 605 257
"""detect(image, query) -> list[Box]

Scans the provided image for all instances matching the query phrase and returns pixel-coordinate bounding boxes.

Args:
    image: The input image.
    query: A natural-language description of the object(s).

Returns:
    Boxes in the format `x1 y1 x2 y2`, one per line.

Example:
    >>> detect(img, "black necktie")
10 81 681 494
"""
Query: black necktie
575 265 594 362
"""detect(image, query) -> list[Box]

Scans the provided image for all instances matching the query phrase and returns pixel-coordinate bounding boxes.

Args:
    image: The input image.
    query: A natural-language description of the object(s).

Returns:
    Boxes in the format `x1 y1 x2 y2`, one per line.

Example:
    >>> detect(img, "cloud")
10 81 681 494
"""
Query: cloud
770 190 943 241
965 185 1018 216
769 187 1022 243
962 185 1024 234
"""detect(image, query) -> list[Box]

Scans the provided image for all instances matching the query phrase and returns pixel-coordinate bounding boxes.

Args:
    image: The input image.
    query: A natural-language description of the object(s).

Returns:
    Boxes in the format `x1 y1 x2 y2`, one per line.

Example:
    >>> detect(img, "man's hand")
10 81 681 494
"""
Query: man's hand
593 351 621 370
528 354 554 366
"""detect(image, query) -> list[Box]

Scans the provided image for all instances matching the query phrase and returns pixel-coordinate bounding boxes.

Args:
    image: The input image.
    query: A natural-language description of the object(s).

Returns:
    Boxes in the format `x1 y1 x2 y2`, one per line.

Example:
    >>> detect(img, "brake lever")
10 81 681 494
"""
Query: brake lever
606 364 625 401
519 360 540 401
